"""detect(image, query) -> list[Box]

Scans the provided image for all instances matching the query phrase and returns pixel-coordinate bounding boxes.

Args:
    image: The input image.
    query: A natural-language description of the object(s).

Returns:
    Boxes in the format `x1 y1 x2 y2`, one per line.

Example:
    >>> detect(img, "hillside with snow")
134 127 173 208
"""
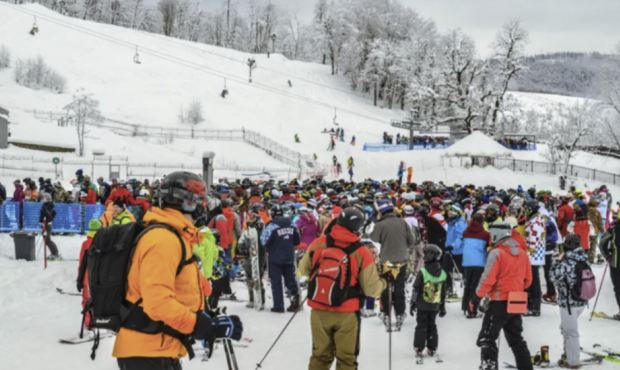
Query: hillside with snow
0 2 617 188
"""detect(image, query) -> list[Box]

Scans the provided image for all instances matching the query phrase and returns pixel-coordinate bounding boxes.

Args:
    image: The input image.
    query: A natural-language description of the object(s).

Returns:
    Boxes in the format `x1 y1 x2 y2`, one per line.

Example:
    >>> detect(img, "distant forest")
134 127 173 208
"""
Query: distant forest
510 52 620 99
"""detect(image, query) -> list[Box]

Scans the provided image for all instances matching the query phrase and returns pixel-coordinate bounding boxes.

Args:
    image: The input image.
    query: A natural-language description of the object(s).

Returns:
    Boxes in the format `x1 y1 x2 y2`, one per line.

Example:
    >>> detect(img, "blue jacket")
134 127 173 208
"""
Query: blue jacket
260 217 300 265
462 237 488 267
446 216 467 255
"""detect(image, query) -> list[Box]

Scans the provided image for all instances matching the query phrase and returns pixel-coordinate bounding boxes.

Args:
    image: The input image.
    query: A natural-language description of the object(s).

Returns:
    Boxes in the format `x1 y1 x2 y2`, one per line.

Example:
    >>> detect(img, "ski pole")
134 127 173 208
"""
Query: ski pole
224 338 240 370
255 295 308 370
589 262 608 321
388 277 393 370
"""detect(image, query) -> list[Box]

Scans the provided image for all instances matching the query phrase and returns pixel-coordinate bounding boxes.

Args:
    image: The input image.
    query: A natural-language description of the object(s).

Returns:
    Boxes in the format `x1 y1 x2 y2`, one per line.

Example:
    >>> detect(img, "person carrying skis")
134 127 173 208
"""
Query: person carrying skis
39 192 60 260
371 199 415 330
260 204 302 313
469 221 533 370
410 244 447 361
549 233 591 368
299 207 386 370
112 172 242 370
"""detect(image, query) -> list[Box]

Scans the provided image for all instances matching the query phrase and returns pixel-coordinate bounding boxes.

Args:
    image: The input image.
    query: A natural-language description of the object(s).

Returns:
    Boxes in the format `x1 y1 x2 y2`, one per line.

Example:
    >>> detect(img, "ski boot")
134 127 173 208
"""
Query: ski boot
270 307 284 313
613 313 620 321
287 295 301 312
246 301 255 309
415 348 424 364
479 359 498 370
394 314 406 331
382 313 392 332
538 345 550 367
524 310 541 317
542 293 557 303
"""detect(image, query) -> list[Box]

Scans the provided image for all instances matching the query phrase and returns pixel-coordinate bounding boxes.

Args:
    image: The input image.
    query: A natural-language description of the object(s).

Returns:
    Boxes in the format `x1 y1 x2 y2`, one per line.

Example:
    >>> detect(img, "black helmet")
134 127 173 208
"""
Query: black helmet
337 207 365 233
156 171 206 215
524 200 539 216
271 204 284 217
564 233 581 250
423 244 442 263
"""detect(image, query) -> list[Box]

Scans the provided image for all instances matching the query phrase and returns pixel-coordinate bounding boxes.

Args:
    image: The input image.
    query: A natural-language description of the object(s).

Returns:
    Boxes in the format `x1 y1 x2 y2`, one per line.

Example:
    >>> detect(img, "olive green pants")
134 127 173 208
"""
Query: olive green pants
309 310 360 370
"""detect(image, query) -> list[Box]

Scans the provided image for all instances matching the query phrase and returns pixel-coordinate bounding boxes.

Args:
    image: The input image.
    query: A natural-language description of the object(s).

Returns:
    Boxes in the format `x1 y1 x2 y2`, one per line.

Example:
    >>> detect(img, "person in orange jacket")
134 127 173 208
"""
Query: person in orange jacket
76 219 102 329
468 222 533 370
112 172 242 370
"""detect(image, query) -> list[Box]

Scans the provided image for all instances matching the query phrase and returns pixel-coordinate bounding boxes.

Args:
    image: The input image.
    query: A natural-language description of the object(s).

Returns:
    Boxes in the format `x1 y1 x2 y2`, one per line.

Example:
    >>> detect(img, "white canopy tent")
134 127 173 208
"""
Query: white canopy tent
442 131 512 167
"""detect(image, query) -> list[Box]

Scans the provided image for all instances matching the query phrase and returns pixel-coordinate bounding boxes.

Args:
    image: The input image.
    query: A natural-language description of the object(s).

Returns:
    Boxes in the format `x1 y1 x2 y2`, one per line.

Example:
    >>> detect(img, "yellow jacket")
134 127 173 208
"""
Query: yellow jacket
113 207 203 359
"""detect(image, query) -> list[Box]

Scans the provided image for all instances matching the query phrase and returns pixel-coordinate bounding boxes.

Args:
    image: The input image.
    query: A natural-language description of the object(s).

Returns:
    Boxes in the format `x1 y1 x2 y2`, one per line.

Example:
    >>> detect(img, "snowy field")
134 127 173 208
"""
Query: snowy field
1 234 619 370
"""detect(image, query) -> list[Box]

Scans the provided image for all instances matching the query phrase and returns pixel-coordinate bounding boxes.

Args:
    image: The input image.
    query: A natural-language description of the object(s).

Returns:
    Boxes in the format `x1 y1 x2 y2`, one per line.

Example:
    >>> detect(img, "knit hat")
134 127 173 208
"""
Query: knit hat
87 219 102 238
564 233 581 251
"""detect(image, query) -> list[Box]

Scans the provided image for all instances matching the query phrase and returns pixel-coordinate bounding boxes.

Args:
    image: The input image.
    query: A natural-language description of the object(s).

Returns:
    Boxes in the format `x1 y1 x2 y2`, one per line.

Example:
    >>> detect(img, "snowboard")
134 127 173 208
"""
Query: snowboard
56 287 81 296
247 226 263 312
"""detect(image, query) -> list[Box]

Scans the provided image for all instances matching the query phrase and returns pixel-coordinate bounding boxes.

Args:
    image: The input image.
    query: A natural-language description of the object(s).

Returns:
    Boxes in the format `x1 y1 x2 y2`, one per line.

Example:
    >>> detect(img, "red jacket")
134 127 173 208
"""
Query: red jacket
106 187 135 206
476 237 532 301
81 187 97 204
557 203 574 237
78 237 93 326
222 207 236 246
209 214 231 249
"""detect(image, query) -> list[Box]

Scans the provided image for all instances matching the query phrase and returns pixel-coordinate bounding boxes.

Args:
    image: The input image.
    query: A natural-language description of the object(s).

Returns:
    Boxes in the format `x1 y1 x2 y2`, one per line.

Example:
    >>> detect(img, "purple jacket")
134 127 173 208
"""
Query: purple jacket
295 213 320 246
12 184 24 202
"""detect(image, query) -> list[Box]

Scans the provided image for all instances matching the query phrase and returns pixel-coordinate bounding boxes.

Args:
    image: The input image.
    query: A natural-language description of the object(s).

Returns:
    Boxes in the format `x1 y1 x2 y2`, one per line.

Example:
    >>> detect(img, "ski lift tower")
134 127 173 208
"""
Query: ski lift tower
391 108 422 150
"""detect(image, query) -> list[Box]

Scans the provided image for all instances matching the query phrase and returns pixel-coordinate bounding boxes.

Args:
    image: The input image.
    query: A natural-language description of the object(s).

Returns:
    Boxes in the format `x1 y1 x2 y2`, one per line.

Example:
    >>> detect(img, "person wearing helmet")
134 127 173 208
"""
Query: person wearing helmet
469 221 533 370
299 207 386 370
371 199 415 330
113 171 243 370
549 234 590 369
409 244 447 360
260 203 302 313
524 200 546 316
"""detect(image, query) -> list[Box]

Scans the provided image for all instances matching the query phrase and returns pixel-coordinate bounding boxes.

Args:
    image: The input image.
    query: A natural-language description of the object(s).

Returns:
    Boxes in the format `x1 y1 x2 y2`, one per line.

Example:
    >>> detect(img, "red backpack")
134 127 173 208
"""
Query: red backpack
307 238 362 307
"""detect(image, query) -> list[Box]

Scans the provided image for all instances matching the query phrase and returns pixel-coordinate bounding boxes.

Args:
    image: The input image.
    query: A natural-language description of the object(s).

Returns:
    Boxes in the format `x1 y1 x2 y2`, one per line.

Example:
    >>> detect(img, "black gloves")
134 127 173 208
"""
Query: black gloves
439 306 446 318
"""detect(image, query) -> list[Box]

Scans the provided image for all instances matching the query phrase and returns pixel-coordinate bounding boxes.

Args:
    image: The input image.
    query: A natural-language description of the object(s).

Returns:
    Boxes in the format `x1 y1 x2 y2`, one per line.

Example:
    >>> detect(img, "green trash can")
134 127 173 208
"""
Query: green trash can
11 232 36 261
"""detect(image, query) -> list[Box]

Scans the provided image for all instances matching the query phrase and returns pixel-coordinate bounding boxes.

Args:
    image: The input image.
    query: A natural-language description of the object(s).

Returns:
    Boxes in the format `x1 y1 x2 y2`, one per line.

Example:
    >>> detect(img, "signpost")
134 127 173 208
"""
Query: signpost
52 157 60 179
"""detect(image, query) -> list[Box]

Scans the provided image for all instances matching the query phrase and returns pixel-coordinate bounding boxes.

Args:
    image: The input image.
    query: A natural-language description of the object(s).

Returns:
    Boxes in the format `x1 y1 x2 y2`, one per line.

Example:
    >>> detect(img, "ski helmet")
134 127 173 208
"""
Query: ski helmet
564 233 581 251
423 244 442 263
403 205 415 216
271 204 284 217
488 221 512 245
524 200 539 216
377 199 394 214
157 171 206 216
337 207 365 233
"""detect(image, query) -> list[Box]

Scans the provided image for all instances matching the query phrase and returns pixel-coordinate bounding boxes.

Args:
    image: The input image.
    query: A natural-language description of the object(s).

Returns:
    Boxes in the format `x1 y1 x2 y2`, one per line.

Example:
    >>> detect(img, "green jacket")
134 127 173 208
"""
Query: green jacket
194 227 220 279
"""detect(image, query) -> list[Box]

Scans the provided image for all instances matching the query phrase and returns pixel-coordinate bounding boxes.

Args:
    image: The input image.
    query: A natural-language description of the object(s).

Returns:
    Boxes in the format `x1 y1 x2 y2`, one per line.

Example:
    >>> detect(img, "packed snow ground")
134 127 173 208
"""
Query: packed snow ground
1 234 619 370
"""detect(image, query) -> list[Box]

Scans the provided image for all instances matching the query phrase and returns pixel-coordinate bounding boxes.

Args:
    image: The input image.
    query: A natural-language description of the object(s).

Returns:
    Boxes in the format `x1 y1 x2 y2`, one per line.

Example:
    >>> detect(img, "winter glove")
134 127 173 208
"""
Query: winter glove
438 306 446 318
76 278 83 293
467 295 481 316
409 301 417 316
445 245 453 253
193 312 216 358
213 315 243 341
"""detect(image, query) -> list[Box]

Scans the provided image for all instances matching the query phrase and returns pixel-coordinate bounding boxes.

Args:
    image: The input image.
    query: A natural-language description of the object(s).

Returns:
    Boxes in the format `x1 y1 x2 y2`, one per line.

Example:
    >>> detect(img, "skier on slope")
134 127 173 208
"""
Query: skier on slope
299 207 386 370
469 221 533 370
410 244 447 362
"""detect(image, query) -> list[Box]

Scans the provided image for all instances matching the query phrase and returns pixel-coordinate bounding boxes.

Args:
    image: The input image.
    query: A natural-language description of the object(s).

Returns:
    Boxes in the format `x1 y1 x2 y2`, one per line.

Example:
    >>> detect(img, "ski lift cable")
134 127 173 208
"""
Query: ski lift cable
0 3 392 125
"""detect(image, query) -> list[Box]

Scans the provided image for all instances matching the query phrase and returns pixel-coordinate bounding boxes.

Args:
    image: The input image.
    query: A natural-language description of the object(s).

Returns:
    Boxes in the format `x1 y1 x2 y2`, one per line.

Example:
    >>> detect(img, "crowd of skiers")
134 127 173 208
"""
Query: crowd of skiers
20 169 620 369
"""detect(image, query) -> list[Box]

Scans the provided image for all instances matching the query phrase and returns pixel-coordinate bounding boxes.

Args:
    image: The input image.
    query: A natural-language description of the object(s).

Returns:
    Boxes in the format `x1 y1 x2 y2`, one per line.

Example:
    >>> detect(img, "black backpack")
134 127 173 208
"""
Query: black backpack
78 222 196 359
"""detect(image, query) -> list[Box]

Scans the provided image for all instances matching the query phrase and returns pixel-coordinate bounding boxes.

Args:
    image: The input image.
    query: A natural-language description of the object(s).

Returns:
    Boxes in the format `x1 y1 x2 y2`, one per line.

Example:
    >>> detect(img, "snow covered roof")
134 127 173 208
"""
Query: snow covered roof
444 131 512 157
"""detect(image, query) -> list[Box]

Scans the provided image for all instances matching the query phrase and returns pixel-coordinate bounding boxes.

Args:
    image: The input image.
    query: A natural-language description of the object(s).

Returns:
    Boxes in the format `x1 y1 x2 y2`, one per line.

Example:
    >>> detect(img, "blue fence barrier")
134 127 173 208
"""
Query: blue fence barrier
363 143 450 152
0 202 20 232
7 202 127 234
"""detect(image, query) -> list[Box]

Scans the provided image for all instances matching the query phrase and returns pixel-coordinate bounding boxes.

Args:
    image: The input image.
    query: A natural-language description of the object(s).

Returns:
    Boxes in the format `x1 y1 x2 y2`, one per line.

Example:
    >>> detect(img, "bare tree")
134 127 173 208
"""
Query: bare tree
178 100 204 138
158 0 178 36
63 91 102 157
488 20 529 132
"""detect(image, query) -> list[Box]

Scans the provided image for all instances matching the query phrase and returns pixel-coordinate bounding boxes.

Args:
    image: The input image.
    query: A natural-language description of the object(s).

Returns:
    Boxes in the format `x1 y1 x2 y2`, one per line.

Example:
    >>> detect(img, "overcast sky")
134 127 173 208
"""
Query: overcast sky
199 0 620 57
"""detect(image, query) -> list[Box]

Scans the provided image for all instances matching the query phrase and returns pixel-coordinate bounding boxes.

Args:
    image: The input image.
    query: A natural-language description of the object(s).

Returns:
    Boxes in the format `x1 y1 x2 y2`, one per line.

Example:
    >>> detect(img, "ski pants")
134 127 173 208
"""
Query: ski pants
559 305 585 367
380 264 407 316
443 253 462 295
462 267 484 313
477 301 532 370
268 262 298 310
414 310 439 351
543 254 556 296
527 266 542 312
242 257 265 304
117 357 181 370
44 223 59 256
588 235 599 263
610 264 620 311
309 310 360 370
